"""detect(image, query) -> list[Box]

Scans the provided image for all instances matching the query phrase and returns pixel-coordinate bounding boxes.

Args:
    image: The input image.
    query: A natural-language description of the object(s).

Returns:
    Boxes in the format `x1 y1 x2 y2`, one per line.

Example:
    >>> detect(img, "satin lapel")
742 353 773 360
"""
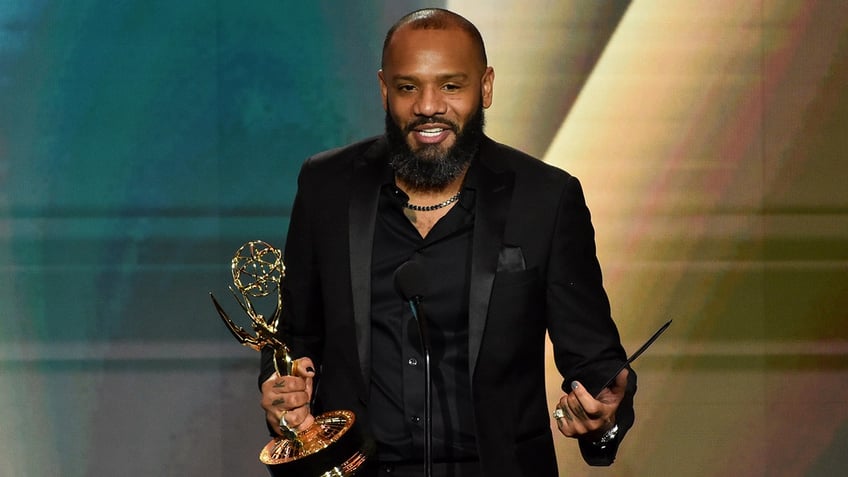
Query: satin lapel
348 139 386 393
468 143 514 380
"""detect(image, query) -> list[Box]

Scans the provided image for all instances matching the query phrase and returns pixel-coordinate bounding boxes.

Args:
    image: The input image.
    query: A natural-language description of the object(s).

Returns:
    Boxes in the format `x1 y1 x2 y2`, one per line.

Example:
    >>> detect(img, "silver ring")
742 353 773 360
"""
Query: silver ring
553 408 564 420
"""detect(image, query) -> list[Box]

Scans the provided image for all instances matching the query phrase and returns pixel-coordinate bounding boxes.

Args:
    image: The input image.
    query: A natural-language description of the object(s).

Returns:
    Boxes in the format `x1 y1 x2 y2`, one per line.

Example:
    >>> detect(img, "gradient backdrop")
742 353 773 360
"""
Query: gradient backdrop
1 1 846 476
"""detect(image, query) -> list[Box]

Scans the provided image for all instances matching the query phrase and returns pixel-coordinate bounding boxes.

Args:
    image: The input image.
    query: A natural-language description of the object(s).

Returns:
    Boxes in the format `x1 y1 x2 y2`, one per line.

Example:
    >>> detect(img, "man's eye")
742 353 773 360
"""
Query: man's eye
398 85 416 92
443 84 461 91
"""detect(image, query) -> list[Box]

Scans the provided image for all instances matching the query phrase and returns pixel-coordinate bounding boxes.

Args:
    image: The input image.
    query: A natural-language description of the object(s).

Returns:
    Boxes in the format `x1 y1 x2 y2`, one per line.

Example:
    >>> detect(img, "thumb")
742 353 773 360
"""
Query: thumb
292 357 316 378
293 357 316 398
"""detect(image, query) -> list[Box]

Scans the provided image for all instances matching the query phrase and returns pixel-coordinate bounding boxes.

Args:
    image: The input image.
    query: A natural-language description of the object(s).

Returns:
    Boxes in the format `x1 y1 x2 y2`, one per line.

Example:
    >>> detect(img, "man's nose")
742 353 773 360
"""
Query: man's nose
413 86 447 117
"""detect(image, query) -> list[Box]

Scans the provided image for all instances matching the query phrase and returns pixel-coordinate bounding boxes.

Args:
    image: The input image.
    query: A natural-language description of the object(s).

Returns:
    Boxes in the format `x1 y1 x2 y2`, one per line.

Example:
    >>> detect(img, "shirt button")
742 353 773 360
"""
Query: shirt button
407 357 418 366
411 416 421 424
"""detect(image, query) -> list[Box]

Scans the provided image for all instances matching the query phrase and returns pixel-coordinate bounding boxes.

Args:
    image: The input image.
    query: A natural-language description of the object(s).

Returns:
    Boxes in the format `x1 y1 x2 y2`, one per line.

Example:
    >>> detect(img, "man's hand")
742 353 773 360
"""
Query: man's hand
260 357 316 435
554 368 628 441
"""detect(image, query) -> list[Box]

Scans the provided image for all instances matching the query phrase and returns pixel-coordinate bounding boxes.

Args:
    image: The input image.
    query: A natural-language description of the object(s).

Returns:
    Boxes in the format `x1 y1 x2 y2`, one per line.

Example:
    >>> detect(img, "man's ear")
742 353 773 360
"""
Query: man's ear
378 69 388 111
481 66 495 109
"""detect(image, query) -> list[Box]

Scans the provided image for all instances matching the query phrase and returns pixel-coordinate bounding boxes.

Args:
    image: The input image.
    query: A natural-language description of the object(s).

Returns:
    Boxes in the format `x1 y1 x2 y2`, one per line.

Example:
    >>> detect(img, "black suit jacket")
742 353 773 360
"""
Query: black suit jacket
261 135 636 476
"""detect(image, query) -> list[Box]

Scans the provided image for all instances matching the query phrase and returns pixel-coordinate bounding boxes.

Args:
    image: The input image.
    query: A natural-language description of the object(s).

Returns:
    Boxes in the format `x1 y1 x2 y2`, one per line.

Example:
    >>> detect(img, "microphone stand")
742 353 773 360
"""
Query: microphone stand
407 295 432 477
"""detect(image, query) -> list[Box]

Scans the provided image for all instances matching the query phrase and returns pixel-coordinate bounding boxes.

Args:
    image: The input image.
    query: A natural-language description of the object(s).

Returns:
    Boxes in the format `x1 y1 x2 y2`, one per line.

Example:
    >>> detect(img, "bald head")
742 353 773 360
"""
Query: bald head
381 8 488 69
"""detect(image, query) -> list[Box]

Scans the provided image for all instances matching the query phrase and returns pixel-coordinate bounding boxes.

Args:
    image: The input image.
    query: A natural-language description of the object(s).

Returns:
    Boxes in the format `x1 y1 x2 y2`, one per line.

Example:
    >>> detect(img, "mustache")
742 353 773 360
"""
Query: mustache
404 116 459 133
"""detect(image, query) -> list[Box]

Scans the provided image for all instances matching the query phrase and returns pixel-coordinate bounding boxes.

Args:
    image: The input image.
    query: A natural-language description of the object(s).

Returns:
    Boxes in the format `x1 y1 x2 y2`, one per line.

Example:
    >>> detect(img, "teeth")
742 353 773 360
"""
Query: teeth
419 128 444 137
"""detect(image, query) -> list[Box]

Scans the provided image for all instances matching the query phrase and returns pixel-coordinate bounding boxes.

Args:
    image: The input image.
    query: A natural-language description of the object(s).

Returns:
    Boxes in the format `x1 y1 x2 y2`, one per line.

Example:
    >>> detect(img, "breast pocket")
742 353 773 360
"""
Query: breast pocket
492 267 539 289
489 267 543 324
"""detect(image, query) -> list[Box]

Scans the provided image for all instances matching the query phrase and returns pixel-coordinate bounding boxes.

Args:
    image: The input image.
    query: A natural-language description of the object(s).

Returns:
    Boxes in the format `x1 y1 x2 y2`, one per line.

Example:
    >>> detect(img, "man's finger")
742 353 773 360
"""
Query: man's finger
553 405 573 423
292 357 316 378
567 388 590 421
568 381 597 416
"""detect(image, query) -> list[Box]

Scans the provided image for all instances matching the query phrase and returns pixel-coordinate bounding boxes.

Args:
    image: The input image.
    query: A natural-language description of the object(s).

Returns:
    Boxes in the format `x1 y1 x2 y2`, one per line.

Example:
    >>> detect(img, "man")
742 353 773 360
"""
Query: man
260 8 636 477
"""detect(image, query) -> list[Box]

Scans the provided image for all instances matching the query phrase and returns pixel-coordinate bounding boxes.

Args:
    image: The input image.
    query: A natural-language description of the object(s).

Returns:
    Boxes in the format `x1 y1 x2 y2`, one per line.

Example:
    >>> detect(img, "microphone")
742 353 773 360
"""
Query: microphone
393 260 433 477
394 260 430 349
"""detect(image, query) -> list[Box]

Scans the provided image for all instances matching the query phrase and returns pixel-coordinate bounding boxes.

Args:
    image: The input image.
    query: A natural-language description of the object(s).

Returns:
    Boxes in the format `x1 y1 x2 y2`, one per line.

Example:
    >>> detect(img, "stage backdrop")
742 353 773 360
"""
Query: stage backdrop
1 1 846 476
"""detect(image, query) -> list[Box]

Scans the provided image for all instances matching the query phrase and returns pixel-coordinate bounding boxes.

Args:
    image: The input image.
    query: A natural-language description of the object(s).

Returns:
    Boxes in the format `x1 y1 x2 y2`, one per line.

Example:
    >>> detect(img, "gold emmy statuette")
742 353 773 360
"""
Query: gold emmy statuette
210 240 373 476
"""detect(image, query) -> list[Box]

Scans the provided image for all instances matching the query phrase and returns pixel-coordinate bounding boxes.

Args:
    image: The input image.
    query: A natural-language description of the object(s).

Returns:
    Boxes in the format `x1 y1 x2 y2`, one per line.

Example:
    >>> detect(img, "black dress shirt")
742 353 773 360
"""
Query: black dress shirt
368 166 480 464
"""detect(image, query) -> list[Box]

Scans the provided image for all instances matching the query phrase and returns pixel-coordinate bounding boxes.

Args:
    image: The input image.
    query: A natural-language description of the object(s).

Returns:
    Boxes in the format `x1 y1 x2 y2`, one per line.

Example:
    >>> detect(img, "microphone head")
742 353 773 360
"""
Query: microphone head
394 260 427 300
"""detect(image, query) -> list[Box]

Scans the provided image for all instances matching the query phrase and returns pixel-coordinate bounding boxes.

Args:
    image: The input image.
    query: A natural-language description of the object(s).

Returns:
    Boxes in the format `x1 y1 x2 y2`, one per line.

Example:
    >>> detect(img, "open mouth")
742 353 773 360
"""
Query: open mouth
411 123 454 144
418 127 446 138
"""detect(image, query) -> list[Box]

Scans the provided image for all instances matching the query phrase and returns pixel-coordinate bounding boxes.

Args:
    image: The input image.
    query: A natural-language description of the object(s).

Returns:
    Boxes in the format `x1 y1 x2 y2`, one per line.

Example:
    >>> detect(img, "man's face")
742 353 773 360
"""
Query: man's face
379 26 494 189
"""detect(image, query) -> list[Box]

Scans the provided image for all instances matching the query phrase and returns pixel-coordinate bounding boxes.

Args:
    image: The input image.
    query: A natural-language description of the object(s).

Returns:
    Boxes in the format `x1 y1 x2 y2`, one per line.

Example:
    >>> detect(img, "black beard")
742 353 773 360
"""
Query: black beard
385 104 485 191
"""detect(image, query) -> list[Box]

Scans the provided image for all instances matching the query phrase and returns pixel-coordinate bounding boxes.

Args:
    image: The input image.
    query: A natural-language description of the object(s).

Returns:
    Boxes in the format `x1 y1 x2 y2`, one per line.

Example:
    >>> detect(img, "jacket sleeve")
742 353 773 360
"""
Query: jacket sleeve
259 157 326 388
545 175 637 465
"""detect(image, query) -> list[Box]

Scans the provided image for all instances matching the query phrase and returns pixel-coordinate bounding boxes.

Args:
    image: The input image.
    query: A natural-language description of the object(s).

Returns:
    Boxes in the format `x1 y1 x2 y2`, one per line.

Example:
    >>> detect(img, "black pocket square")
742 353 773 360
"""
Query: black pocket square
497 246 526 272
